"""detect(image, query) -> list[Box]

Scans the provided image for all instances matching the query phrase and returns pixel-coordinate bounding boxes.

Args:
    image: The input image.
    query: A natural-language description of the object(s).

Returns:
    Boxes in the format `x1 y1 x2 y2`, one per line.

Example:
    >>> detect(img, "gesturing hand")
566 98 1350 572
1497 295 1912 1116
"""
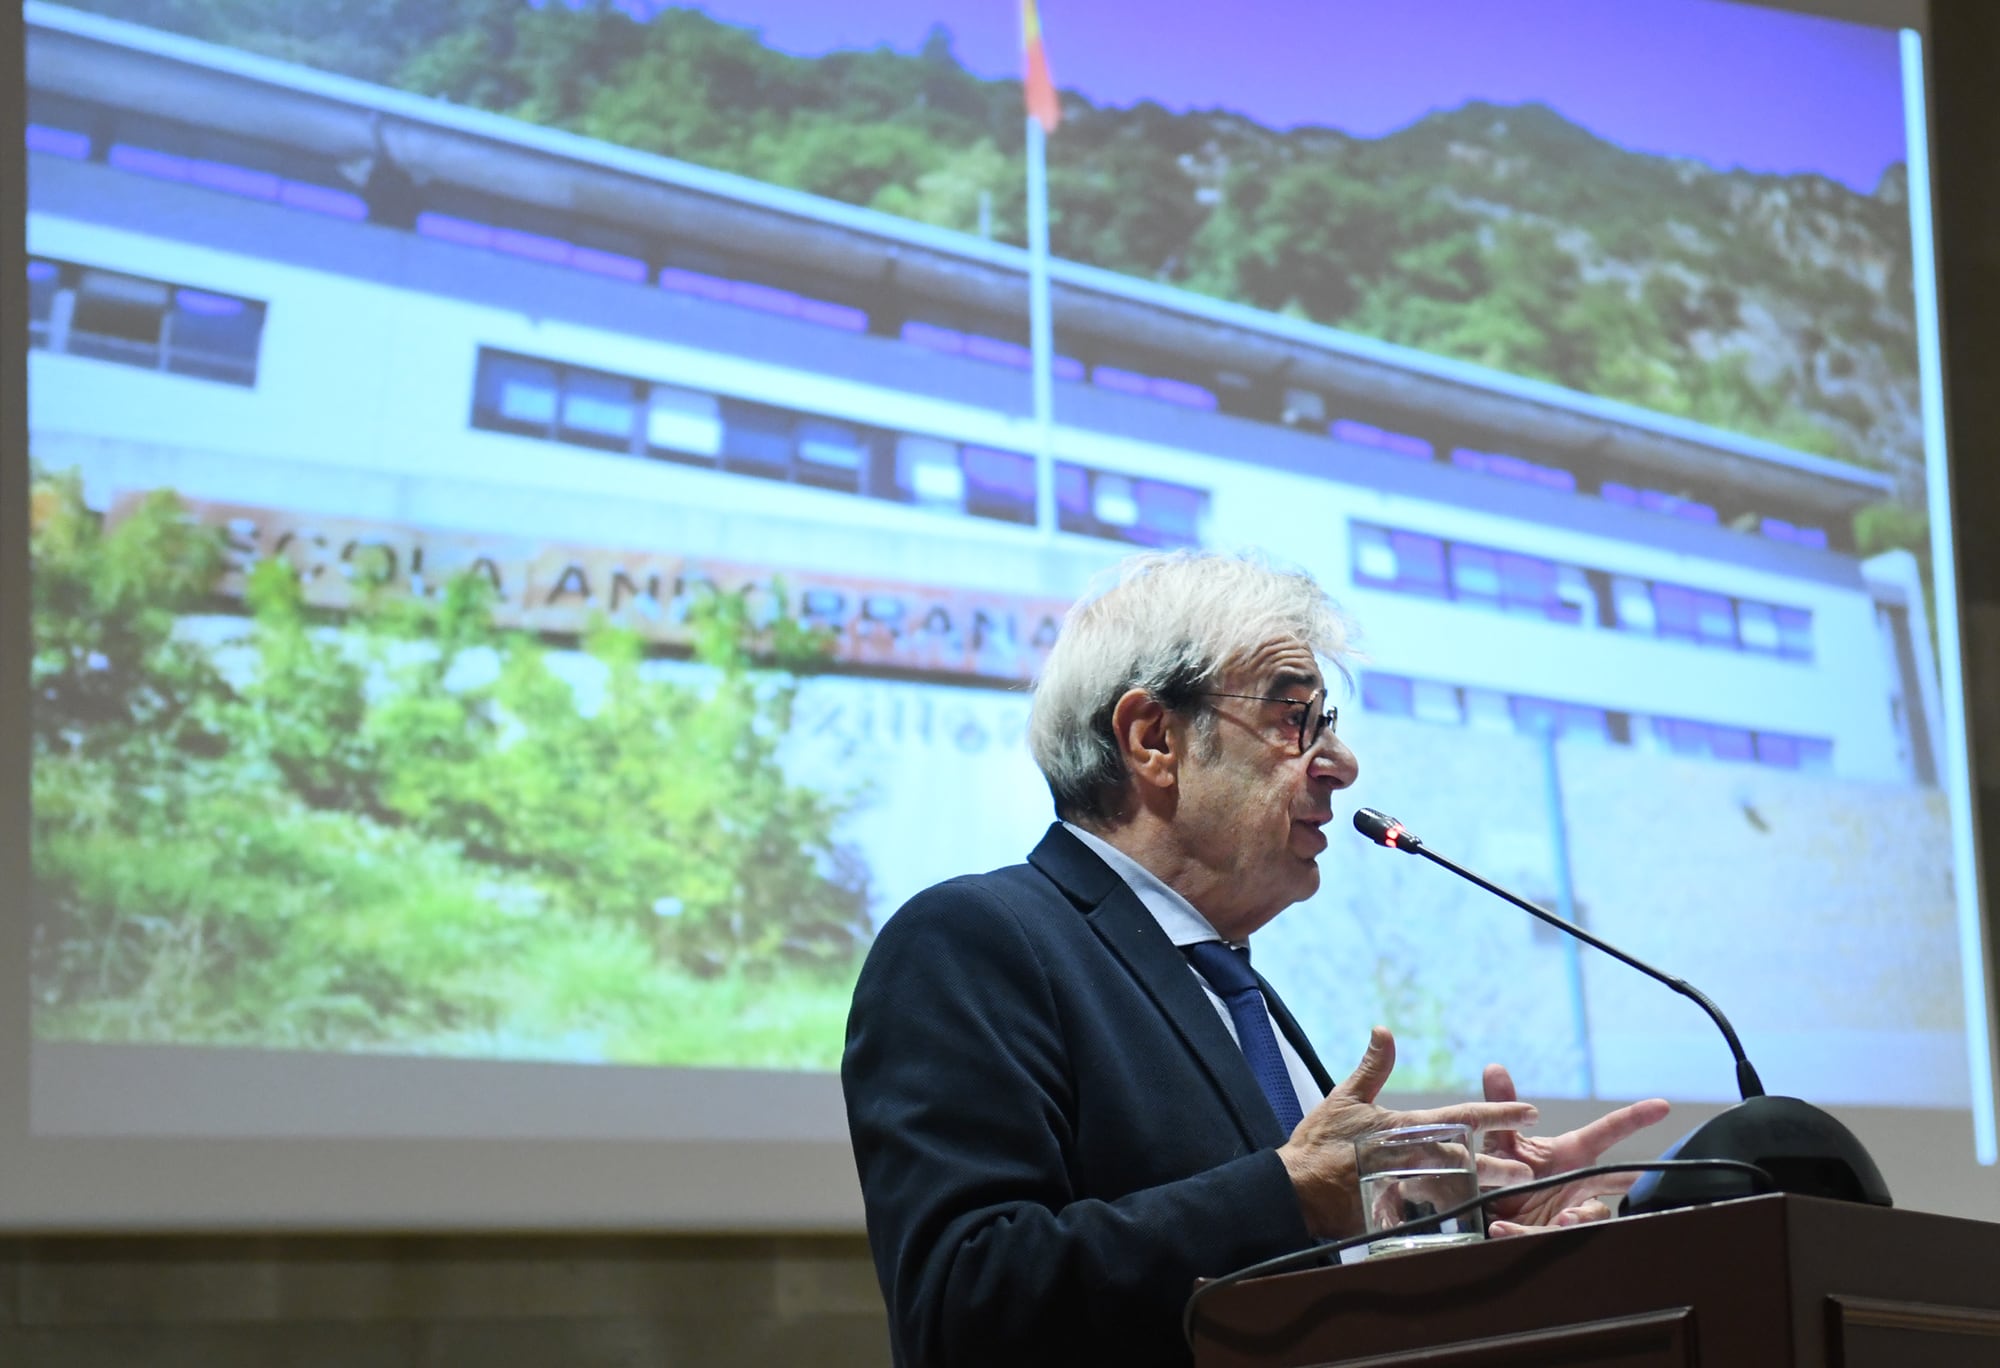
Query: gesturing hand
1278 1027 1539 1238
1479 1063 1672 1237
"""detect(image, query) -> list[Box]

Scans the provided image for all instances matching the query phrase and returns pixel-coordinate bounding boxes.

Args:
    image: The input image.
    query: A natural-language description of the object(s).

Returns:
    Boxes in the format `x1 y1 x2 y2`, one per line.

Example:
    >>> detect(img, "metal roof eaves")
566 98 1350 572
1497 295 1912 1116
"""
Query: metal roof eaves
26 1 1897 498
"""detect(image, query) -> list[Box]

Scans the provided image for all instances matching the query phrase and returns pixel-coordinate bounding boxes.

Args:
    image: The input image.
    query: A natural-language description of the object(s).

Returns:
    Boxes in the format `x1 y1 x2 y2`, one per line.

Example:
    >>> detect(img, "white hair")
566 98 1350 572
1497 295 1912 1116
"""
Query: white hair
1028 549 1354 822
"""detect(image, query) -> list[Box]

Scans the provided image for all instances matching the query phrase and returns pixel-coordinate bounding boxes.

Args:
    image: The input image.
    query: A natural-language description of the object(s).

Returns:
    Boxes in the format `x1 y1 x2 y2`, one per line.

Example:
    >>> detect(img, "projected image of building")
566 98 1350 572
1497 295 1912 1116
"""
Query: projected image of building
22 4 1963 1103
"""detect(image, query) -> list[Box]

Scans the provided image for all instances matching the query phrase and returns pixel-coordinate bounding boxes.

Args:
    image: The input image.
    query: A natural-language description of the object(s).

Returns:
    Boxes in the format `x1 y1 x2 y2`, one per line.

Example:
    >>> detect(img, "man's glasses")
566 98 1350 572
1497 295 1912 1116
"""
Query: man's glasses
1196 688 1338 755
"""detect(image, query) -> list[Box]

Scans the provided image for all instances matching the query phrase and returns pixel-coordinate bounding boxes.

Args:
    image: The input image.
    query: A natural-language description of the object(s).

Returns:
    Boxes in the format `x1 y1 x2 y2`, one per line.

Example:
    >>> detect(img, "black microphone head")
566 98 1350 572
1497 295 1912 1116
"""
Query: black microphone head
1353 808 1421 852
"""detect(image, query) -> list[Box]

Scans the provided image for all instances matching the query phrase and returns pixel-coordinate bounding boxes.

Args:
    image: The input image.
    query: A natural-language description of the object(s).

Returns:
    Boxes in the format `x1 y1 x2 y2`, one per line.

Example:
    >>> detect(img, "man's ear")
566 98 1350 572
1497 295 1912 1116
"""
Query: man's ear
1110 688 1177 792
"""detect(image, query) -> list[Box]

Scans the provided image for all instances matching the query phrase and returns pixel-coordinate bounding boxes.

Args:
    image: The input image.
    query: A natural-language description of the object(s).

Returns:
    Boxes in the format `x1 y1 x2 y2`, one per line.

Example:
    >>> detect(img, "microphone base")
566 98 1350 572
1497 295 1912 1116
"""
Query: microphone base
1623 1095 1893 1215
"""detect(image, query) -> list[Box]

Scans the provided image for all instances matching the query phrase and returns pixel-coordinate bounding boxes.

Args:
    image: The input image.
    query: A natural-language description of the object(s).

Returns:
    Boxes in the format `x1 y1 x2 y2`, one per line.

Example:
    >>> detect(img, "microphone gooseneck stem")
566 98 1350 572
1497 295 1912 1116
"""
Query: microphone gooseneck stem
1411 844 1766 1100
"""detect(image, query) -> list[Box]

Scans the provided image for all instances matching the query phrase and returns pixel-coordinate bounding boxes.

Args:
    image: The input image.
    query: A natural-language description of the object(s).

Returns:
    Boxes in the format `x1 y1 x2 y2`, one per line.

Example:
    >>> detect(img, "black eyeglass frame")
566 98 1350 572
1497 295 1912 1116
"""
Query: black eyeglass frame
1195 688 1338 755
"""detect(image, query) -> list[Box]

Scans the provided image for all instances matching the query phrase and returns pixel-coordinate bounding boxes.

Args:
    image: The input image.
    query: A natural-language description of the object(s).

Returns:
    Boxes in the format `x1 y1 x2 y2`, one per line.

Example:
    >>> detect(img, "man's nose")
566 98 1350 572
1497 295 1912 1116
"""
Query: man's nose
1311 735 1358 790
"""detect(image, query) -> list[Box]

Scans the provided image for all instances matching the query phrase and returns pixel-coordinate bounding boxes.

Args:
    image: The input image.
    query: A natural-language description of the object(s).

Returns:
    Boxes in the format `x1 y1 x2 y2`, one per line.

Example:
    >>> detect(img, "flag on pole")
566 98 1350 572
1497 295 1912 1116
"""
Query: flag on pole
1021 0 1061 134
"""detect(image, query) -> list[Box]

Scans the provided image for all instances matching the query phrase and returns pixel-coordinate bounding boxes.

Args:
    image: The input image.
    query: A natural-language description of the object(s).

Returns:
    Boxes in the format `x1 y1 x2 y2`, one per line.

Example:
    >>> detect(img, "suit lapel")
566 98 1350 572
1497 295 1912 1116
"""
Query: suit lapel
1260 976 1334 1096
1028 825 1291 1149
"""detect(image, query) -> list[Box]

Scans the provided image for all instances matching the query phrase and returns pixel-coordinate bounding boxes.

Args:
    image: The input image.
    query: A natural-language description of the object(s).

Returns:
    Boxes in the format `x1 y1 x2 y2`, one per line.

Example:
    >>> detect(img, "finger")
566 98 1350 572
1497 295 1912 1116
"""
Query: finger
1339 1026 1397 1103
1403 1099 1538 1133
1481 1064 1521 1155
1557 1098 1672 1160
1487 1219 1534 1238
1475 1153 1532 1189
1552 1198 1615 1227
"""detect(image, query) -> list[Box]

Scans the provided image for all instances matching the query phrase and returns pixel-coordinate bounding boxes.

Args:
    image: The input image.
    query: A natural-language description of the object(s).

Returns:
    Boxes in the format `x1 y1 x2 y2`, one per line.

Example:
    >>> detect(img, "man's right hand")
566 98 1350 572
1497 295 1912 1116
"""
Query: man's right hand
1277 1026 1539 1238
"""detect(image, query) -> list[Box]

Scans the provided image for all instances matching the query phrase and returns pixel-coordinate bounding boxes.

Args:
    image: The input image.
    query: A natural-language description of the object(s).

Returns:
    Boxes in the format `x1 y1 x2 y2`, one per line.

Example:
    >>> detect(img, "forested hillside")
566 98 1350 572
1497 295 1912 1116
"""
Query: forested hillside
66 0 1924 501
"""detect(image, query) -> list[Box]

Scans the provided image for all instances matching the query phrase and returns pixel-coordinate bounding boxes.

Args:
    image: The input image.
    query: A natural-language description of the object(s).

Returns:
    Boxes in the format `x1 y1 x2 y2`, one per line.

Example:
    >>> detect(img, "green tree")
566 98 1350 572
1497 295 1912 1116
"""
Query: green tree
28 472 231 767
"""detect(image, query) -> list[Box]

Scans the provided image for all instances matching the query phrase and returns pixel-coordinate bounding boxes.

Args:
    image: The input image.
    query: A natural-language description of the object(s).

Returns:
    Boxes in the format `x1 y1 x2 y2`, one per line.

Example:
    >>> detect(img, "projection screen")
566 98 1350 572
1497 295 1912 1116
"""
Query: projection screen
3 0 1994 1230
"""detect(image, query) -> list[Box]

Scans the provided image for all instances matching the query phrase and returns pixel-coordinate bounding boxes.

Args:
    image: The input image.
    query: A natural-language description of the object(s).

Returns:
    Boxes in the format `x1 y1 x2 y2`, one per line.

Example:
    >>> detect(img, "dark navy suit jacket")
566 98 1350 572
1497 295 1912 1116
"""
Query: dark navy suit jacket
842 823 1335 1367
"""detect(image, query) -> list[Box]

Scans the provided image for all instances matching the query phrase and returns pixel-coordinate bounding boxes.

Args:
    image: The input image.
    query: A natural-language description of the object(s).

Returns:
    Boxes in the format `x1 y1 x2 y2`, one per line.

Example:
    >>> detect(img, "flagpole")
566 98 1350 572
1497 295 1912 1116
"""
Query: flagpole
1026 113 1057 537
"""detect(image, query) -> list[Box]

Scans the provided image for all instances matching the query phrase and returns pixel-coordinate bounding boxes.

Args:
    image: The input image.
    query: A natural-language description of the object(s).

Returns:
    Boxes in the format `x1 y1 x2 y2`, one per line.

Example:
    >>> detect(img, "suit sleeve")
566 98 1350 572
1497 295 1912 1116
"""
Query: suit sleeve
841 878 1315 1367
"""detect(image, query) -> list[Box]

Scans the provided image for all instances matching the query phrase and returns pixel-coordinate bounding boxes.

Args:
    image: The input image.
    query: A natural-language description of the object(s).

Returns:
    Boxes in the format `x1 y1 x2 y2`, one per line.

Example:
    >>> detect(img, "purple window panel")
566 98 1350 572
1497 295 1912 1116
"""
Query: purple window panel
1653 584 1700 639
798 298 868 331
188 159 279 201
491 227 571 266
1693 591 1737 645
1755 733 1802 769
1361 672 1415 716
727 280 800 316
1510 697 1562 737
1774 607 1813 660
1532 466 1578 492
962 446 1036 500
1135 481 1204 543
659 267 735 303
1638 489 1719 523
1341 422 1432 459
27 260 57 283
279 181 367 220
1149 377 1217 410
1761 516 1799 543
1795 526 1828 549
902 321 965 352
1449 544 1501 604
1497 553 1556 611
108 143 190 181
1710 727 1755 763
1561 704 1609 739
1388 531 1448 594
1092 364 1151 397
1449 448 1490 474
1053 355 1086 382
965 334 1030 368
572 247 648 282
416 212 494 249
26 124 91 159
1657 718 1710 756
175 289 244 317
1601 482 1639 506
1054 463 1092 515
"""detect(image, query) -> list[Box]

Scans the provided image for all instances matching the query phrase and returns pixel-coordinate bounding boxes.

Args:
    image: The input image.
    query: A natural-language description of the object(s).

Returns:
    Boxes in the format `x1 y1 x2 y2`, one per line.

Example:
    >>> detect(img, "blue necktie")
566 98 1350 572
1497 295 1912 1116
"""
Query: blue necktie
1182 940 1306 1135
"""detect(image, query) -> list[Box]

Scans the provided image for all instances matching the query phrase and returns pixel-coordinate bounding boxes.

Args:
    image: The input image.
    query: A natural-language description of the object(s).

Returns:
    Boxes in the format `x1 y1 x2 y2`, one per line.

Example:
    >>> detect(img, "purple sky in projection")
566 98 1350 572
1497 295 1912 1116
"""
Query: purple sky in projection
675 0 1908 193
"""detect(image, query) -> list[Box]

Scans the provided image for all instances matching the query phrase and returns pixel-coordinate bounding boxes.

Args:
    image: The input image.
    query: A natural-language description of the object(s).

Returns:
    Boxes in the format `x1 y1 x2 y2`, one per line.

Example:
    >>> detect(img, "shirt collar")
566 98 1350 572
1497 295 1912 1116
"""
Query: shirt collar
1061 821 1235 949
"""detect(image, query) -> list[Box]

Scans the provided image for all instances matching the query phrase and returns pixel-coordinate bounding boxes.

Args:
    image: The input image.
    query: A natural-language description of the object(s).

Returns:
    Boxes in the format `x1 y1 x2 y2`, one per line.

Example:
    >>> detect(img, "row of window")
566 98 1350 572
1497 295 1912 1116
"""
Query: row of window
1330 421 1829 548
470 349 1209 548
1351 522 1815 660
24 100 1844 548
1360 671 1834 772
27 256 266 386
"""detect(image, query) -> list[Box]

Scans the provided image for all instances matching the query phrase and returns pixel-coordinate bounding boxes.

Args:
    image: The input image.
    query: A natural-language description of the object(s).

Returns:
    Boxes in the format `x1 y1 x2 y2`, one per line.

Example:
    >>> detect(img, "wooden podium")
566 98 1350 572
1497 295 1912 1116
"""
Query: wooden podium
1190 1194 2000 1367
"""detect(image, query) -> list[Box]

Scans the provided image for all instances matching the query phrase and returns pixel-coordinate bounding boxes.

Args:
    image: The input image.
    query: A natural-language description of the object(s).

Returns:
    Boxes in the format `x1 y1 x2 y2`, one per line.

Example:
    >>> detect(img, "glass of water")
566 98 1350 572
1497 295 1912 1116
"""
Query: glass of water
1354 1122 1486 1258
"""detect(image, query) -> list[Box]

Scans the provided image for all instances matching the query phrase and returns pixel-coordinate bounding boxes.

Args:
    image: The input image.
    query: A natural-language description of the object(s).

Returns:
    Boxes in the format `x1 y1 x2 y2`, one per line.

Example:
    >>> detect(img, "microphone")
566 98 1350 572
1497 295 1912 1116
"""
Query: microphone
1351 807 1891 1214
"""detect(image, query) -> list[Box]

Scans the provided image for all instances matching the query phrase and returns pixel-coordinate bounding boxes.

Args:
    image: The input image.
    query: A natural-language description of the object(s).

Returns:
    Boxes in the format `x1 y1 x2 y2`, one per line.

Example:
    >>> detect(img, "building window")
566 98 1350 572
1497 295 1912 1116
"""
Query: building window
27 259 60 347
559 369 641 452
468 349 1208 545
1363 671 1831 771
1360 522 1812 658
1643 716 1831 770
1056 463 1207 548
795 419 868 493
962 446 1037 525
646 384 724 462
28 258 265 386
473 353 561 438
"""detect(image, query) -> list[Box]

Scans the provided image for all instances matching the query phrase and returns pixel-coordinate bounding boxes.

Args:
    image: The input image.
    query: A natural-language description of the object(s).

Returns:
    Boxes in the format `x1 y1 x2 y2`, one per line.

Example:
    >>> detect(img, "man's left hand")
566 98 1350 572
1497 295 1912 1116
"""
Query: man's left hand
1478 1064 1671 1237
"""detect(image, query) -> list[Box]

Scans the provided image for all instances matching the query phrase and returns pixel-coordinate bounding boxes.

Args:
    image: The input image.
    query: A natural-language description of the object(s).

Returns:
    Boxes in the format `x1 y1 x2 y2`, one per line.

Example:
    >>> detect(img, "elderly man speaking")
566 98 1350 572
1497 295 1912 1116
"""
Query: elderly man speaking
842 549 1668 1367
